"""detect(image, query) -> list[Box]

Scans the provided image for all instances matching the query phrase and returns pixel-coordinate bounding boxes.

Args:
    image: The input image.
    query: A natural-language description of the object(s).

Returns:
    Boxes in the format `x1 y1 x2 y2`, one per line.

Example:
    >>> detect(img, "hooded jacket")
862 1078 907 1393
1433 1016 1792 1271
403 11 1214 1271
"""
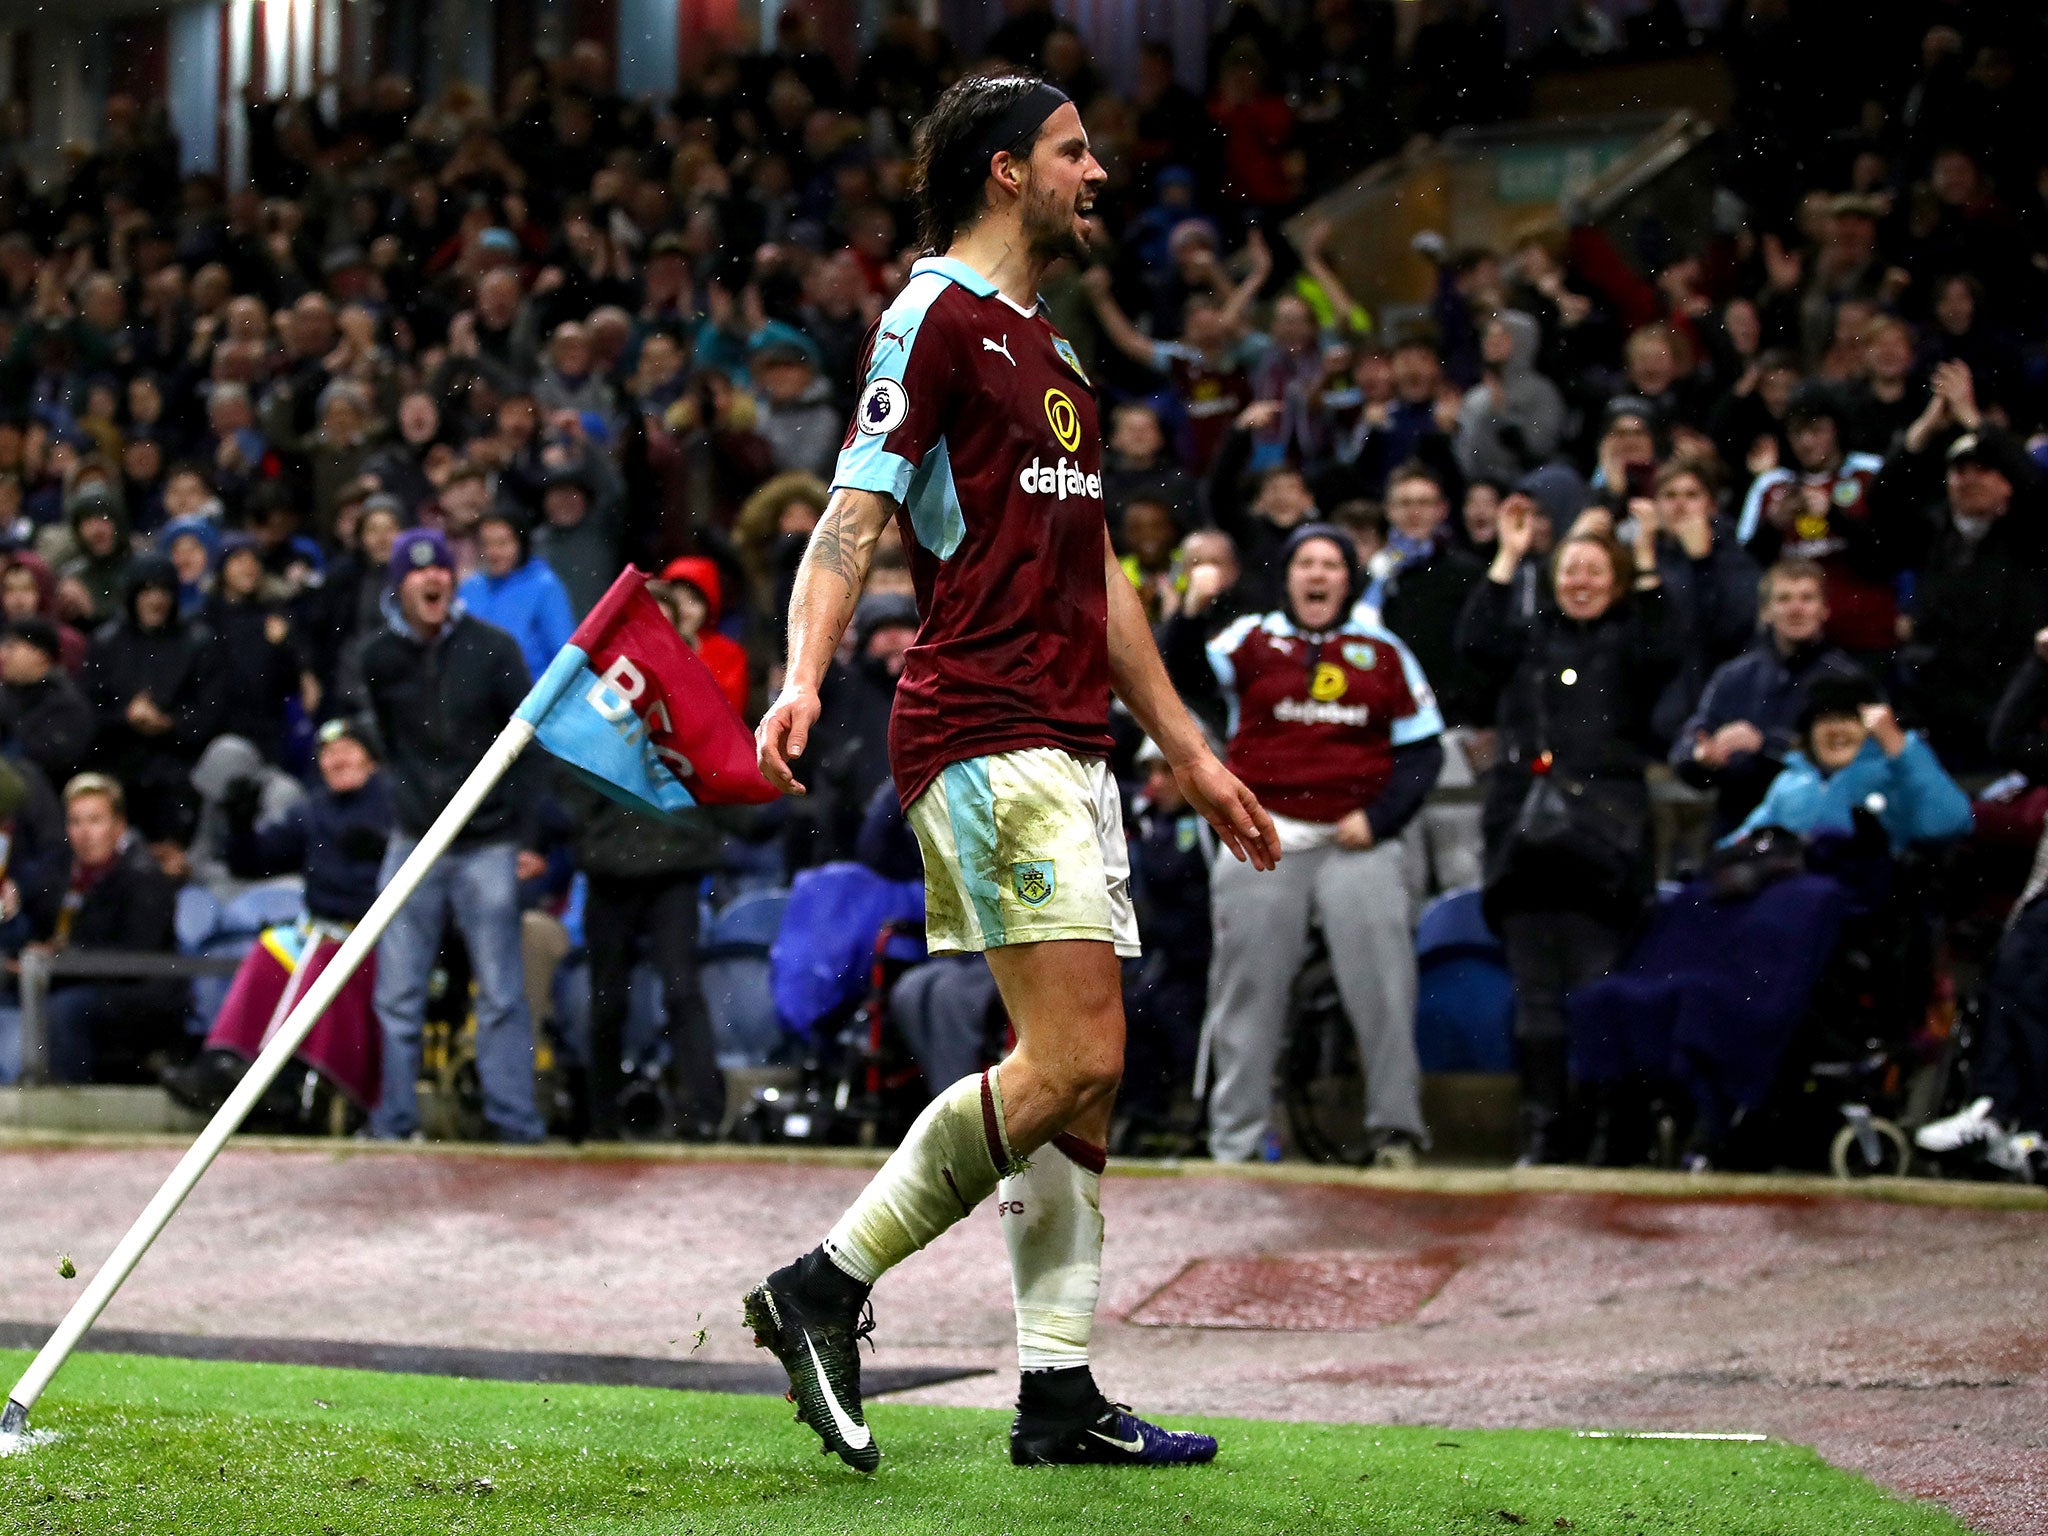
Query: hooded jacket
457 555 577 684
203 576 306 762
661 556 749 715
1455 311 1567 485
58 486 134 627
158 515 222 618
1 551 89 674
82 554 228 776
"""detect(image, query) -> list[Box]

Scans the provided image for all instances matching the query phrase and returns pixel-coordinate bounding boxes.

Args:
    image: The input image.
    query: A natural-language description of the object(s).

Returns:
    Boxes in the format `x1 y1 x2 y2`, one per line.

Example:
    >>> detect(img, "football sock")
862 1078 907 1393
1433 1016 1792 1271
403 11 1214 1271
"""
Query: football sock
822 1069 1018 1285
1002 1133 1106 1376
1016 1362 1110 1420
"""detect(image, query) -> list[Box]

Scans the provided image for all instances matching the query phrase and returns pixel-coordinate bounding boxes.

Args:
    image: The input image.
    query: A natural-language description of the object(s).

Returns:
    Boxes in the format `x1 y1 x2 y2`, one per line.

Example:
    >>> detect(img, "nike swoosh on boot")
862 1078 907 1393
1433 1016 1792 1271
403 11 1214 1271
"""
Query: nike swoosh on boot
804 1328 871 1451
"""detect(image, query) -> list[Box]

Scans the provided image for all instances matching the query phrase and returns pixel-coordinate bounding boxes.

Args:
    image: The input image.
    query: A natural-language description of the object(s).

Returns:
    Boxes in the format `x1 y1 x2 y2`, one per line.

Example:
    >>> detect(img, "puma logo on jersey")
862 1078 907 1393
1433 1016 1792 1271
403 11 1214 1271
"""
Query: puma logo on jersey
982 335 1016 366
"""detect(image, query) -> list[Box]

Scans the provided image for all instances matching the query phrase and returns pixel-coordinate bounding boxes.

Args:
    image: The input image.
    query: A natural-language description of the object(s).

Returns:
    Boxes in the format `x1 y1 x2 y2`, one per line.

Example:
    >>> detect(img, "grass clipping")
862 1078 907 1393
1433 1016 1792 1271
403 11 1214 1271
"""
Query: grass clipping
0 1348 1972 1535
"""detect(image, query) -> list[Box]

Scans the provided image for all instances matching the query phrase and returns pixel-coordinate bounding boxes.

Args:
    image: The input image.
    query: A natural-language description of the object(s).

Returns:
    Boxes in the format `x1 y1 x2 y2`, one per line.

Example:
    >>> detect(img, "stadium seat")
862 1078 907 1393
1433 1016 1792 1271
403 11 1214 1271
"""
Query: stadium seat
703 889 793 957
701 888 793 1068
174 886 223 954
217 878 307 938
1413 886 1516 1074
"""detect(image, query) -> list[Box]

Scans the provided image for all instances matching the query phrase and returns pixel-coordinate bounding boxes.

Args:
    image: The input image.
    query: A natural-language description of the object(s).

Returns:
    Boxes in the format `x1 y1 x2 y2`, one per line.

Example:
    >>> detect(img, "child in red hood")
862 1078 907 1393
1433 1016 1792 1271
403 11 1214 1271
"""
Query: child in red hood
658 556 751 717
0 552 88 676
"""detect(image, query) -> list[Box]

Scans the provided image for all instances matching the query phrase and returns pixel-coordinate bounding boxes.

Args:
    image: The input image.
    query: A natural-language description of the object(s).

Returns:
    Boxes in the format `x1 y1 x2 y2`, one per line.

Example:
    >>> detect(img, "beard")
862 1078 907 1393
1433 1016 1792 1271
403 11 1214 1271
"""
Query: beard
1021 177 1090 262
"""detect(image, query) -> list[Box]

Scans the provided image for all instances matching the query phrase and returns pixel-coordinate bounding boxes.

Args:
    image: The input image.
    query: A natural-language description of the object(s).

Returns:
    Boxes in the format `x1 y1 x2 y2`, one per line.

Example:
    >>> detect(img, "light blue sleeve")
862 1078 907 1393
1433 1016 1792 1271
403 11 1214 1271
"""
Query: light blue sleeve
1736 467 1791 545
1889 733 1975 843
1150 340 1194 374
535 567 578 659
1381 630 1446 746
831 271 954 504
1206 613 1262 742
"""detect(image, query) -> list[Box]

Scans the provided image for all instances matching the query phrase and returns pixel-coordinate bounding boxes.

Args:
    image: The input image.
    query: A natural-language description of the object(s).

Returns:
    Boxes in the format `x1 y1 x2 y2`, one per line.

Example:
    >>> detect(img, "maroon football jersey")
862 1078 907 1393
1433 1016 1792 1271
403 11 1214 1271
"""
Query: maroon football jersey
832 257 1115 807
1208 610 1444 823
1738 453 1894 654
1154 340 1253 472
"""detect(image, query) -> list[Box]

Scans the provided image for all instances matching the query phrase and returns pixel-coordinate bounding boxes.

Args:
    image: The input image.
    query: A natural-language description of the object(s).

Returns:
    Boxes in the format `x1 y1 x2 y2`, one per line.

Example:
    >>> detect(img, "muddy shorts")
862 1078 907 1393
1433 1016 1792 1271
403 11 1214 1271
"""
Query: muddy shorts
906 747 1140 958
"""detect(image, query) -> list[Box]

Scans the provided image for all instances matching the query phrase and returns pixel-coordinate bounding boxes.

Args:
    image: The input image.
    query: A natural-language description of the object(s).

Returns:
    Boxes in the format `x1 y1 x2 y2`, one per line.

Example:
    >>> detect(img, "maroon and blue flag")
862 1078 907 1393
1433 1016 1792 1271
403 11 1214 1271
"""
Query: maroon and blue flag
517 568 777 812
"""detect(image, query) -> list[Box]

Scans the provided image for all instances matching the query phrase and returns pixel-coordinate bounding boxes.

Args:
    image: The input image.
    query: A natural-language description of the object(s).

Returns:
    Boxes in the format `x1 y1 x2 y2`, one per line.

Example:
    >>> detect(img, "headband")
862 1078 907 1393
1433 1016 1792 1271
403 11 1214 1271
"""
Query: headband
966 80 1072 170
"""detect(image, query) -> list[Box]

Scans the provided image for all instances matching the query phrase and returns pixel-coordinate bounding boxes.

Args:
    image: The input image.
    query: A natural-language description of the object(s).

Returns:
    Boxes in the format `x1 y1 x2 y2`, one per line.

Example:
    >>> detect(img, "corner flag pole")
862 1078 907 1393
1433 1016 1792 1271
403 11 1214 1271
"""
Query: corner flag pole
0 647 586 1440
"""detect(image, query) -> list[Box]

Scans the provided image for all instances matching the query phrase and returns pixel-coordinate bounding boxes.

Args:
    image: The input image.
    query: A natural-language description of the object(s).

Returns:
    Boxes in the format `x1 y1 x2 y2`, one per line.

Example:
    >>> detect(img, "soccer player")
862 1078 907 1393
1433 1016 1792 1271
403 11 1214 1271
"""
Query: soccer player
747 75 1280 1472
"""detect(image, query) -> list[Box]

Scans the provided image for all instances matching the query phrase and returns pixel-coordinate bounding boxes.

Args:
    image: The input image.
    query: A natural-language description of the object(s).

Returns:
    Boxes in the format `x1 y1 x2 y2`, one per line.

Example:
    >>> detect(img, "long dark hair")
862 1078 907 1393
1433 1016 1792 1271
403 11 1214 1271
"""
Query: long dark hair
912 74 1056 254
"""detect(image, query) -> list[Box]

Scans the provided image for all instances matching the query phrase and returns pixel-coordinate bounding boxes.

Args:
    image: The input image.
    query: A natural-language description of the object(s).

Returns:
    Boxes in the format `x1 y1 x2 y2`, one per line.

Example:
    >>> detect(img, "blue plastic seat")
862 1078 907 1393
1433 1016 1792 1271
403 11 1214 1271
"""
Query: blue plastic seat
703 888 792 958
217 878 306 938
174 885 223 954
1413 885 1516 1074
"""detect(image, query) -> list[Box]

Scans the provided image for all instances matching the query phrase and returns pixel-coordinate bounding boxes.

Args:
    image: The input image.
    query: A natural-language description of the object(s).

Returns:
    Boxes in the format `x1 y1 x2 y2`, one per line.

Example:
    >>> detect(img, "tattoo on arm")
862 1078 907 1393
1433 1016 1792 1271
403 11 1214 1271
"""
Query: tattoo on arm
803 501 867 591
786 488 893 687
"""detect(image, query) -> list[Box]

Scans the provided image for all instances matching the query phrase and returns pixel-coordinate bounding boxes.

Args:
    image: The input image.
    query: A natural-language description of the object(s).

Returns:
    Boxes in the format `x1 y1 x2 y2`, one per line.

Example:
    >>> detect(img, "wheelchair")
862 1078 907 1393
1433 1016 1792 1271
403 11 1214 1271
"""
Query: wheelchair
736 918 936 1148
1278 926 1370 1164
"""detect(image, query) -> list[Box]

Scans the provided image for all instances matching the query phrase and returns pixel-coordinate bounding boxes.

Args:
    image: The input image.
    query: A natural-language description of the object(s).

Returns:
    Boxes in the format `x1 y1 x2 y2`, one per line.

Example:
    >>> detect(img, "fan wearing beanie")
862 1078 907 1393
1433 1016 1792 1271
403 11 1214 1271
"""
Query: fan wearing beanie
1197 521 1445 1167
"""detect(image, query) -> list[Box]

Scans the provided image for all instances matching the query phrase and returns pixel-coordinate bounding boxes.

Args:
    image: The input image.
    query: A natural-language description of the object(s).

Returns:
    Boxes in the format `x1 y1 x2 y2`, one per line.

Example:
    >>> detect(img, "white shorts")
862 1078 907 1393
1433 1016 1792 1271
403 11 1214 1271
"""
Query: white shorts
906 747 1140 958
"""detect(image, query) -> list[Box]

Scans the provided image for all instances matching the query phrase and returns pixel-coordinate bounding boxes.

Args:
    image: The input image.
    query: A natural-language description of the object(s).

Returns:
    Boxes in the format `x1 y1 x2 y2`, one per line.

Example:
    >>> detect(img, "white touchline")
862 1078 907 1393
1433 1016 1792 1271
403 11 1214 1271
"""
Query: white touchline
803 1330 871 1450
1575 1431 1769 1442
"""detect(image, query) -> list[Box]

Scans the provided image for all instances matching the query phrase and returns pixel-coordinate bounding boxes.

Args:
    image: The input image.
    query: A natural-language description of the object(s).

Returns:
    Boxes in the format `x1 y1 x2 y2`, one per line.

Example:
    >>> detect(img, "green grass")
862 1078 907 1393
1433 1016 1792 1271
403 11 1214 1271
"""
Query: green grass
0 1349 1972 1535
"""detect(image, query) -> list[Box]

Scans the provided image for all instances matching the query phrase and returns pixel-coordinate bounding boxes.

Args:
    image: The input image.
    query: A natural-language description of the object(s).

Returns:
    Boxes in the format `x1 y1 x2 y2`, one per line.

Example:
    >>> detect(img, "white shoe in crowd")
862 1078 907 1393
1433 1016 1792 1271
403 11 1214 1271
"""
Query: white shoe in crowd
1987 1129 2045 1178
1914 1097 2005 1154
1915 1097 2045 1178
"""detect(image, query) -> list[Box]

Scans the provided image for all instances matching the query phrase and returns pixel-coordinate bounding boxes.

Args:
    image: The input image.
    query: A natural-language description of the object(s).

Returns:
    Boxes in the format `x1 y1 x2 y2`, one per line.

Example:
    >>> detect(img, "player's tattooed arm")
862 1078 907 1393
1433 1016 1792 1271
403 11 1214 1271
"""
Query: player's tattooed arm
801 491 883 592
760 486 898 796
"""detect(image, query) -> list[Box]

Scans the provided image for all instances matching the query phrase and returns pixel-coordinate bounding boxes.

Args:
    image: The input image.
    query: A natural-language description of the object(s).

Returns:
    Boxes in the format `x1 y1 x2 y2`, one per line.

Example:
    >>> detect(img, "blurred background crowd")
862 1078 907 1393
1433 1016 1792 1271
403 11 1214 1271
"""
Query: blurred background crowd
1 0 2046 1177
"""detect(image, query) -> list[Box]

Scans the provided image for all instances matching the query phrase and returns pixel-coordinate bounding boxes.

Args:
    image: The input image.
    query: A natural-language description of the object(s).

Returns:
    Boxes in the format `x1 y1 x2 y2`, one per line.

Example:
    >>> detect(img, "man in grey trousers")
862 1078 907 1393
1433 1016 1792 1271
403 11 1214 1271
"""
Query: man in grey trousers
1196 524 1445 1165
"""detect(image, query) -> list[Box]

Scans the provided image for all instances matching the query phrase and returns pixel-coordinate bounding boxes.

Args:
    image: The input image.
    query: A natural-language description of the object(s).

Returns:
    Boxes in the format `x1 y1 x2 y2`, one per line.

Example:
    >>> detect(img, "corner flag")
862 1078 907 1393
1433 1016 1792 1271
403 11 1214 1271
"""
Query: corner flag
518 567 777 811
0 565 777 1447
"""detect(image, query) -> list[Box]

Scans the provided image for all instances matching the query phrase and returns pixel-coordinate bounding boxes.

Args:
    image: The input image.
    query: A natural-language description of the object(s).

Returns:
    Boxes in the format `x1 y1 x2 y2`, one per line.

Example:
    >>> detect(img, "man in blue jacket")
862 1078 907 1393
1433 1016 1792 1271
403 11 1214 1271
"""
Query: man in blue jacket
456 510 576 683
1677 558 1874 836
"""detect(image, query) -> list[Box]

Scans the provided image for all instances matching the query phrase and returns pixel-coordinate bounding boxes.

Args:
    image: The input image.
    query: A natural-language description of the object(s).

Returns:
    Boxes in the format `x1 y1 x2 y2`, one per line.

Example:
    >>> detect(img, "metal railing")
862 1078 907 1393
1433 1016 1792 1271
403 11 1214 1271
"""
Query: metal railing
15 950 243 1086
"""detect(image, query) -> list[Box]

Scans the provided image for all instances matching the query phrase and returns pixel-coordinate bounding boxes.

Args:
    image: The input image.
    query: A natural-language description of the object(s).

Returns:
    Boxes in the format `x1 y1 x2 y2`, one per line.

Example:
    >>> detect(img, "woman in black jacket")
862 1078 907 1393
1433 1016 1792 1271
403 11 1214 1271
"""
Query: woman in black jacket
204 536 311 763
81 555 228 844
1456 493 1680 1162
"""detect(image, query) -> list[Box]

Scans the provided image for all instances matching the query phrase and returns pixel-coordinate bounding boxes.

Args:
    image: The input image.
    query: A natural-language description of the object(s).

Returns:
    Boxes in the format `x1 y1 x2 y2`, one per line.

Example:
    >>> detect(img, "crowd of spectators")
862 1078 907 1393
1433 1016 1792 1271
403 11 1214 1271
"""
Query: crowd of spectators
2 1 2048 1166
